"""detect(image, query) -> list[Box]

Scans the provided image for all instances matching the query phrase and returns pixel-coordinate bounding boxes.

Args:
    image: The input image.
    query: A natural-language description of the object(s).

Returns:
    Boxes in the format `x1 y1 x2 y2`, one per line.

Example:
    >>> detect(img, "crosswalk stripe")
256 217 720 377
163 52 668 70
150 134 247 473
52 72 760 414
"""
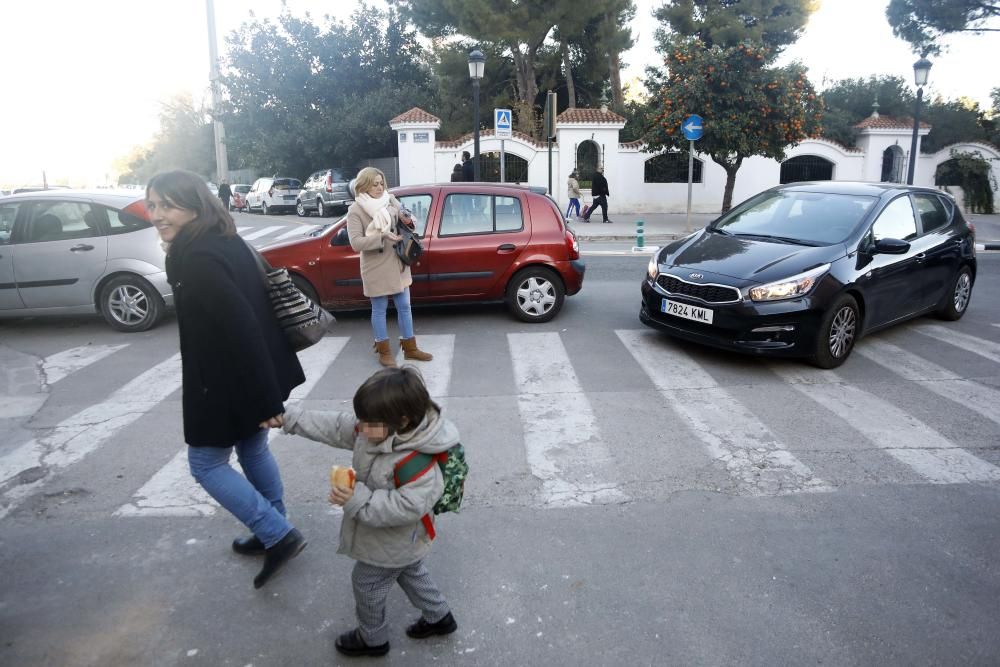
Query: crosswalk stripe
393 335 454 401
241 225 286 240
274 225 319 241
913 324 1000 364
770 363 1000 484
508 332 627 507
618 330 830 495
236 226 251 233
0 354 184 520
42 344 129 385
857 336 1000 428
117 337 351 518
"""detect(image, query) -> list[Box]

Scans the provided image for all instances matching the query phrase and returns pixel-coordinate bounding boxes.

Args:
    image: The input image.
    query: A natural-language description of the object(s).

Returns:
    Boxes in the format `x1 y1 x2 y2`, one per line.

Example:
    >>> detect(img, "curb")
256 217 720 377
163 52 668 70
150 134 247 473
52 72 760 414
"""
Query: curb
574 234 682 243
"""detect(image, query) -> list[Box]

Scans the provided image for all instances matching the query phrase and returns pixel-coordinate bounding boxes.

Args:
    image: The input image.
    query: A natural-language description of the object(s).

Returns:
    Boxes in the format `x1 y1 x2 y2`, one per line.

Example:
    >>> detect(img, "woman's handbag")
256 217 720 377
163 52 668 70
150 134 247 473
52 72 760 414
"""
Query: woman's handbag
247 242 335 352
394 217 423 266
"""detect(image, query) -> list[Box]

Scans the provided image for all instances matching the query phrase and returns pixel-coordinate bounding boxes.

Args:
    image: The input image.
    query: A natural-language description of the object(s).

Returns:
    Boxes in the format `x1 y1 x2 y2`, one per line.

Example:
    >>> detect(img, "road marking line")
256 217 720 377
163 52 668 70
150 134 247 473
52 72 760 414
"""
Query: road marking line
42 344 129 385
857 336 1000 428
618 330 830 495
118 337 351 517
0 354 184 520
771 363 1000 484
275 225 319 241
236 226 251 233
912 324 1000 364
241 225 286 240
393 335 454 402
509 332 627 507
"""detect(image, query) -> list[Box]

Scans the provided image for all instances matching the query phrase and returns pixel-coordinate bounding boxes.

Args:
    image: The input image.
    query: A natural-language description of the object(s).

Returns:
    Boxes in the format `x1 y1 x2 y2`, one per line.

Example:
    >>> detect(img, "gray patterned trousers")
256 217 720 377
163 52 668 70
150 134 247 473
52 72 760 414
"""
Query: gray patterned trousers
352 559 450 646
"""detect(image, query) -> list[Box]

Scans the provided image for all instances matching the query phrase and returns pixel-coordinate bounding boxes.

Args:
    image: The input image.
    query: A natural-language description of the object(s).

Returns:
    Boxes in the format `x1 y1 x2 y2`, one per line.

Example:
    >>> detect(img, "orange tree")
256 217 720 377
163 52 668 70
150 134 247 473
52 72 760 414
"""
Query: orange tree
643 38 823 211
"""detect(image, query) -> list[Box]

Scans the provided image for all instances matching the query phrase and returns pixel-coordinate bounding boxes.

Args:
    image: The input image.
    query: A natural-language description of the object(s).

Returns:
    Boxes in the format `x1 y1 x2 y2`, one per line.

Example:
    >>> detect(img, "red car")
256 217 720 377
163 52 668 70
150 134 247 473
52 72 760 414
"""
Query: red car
260 183 585 322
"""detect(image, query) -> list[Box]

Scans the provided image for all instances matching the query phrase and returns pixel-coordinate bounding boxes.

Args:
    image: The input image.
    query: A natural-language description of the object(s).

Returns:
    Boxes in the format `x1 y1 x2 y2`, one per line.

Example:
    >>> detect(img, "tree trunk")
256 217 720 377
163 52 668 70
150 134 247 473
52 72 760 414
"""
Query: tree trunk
609 50 623 111
510 46 542 137
715 155 744 212
562 39 577 108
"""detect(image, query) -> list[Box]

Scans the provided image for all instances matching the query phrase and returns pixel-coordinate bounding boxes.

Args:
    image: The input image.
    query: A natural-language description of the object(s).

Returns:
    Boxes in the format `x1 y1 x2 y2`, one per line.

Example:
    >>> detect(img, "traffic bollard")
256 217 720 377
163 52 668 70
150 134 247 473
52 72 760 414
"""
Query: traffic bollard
636 220 644 249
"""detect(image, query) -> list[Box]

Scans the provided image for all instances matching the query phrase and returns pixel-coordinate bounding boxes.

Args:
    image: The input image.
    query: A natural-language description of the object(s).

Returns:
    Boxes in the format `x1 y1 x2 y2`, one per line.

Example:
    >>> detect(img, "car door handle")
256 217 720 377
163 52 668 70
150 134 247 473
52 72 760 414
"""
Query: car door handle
497 244 517 252
69 244 94 252
914 252 926 262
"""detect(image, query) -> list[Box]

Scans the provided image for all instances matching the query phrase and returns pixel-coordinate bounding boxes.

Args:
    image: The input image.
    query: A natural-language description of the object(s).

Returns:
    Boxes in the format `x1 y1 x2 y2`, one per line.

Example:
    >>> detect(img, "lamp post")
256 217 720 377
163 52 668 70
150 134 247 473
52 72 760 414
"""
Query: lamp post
468 49 485 181
906 55 932 185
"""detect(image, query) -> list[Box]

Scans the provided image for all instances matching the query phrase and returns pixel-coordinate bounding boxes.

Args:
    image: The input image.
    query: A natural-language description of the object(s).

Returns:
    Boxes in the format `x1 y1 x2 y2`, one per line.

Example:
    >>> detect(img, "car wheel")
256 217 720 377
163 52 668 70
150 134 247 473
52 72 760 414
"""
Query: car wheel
506 267 565 323
291 274 321 307
99 275 165 333
296 200 308 217
317 199 326 217
811 293 859 369
936 266 973 321
261 202 269 215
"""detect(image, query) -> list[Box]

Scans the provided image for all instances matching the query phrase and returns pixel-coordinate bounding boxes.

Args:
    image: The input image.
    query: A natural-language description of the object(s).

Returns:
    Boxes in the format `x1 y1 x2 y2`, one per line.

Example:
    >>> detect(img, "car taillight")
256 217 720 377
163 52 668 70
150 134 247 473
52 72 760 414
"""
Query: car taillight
122 200 150 221
967 221 975 238
326 174 333 193
565 229 579 260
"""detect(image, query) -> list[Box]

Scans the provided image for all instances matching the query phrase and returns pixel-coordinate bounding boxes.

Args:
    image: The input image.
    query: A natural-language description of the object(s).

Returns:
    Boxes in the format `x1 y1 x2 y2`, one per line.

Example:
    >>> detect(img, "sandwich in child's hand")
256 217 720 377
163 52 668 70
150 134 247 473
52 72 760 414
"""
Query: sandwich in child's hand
330 465 356 489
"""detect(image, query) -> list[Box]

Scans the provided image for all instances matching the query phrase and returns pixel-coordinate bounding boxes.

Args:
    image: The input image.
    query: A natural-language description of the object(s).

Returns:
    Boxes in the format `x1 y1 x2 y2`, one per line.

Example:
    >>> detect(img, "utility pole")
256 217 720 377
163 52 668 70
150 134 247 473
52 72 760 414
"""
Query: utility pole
206 0 228 184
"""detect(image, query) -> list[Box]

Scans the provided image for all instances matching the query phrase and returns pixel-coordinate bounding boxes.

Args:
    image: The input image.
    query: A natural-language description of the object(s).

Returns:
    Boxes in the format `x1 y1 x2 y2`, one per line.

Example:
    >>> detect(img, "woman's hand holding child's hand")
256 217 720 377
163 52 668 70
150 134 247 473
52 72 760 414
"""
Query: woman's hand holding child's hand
329 484 354 506
259 414 284 429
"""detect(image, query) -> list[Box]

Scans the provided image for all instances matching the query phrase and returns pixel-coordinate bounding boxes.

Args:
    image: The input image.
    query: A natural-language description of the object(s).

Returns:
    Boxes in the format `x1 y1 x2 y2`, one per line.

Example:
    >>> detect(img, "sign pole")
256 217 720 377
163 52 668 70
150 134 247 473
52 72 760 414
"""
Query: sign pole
686 139 694 233
500 140 505 183
680 114 704 234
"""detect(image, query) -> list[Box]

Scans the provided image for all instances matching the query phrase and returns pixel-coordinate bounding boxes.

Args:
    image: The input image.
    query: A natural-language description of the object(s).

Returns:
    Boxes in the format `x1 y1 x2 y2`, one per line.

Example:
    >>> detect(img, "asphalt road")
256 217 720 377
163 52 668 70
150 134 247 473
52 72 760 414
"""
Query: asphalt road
1 231 999 666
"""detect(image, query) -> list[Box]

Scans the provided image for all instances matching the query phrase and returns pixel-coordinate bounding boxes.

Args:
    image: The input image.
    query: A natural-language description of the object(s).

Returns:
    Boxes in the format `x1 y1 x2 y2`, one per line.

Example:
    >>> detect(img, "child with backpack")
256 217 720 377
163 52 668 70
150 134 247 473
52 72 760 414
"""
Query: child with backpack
280 366 465 658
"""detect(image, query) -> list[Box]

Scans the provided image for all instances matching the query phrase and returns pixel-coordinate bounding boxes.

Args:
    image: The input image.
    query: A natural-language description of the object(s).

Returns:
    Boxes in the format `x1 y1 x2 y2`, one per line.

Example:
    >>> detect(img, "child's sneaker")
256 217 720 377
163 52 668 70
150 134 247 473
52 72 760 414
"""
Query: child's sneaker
406 612 458 638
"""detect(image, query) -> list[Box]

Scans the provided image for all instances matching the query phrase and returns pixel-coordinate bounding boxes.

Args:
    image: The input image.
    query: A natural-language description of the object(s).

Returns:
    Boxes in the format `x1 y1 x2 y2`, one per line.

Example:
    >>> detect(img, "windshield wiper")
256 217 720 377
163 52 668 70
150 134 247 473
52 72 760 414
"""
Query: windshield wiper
707 226 733 236
733 233 818 246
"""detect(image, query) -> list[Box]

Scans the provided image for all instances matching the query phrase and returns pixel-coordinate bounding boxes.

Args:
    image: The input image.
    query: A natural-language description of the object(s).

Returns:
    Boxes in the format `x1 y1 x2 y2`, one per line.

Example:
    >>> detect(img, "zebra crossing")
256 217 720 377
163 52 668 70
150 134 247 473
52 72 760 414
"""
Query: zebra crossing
2 326 1000 521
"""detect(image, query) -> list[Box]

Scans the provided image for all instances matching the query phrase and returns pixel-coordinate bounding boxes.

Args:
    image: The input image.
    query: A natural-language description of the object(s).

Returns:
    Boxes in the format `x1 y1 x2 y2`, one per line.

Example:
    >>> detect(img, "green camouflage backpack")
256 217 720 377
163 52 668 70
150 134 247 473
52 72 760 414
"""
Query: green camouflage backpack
393 444 468 540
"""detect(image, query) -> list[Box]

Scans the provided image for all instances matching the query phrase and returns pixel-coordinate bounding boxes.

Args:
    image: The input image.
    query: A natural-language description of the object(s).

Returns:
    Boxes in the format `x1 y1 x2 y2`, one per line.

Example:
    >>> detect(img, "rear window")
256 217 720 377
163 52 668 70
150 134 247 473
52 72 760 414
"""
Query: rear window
273 179 301 190
234 185 251 194
104 204 152 235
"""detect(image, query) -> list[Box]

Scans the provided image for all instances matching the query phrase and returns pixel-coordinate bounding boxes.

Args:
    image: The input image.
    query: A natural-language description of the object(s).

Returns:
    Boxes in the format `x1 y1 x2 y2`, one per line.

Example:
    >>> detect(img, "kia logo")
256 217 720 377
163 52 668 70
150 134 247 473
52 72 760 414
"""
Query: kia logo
689 273 704 280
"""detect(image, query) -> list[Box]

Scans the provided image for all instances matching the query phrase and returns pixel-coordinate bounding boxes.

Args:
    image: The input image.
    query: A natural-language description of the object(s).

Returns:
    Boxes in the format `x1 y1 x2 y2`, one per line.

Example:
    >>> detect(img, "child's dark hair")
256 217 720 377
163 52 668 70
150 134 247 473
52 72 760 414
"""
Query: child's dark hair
353 366 435 434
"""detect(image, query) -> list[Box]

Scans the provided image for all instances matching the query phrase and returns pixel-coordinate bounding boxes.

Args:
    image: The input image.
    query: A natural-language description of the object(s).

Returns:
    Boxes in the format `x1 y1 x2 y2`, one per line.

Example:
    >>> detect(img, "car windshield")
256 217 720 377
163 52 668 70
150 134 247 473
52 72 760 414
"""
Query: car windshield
713 191 877 245
273 179 301 190
234 185 250 194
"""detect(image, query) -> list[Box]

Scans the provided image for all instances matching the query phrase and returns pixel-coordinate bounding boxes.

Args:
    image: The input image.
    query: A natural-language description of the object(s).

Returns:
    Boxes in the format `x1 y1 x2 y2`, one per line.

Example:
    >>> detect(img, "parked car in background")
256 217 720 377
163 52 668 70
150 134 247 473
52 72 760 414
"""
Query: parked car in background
261 183 585 322
296 167 355 217
246 177 302 215
11 185 71 194
0 189 171 332
230 183 251 212
640 181 976 368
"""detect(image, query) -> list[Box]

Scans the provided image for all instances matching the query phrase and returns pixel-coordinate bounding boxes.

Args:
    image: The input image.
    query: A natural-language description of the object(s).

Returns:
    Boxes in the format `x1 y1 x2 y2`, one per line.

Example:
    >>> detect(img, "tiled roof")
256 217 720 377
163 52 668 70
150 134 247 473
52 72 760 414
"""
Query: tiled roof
557 107 626 124
855 115 931 131
389 107 441 125
436 128 548 149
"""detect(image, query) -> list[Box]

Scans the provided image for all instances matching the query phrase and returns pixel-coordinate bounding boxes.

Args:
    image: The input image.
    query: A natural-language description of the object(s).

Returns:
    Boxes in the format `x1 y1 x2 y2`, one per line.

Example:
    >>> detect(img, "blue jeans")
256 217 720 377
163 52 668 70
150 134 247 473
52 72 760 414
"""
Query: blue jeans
188 429 292 548
370 287 414 342
566 198 580 217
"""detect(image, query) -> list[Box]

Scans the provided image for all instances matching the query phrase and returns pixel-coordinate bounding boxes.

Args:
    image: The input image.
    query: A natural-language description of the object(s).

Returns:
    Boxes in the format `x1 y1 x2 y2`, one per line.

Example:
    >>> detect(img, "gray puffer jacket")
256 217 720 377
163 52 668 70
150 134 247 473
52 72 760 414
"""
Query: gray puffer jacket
281 404 460 567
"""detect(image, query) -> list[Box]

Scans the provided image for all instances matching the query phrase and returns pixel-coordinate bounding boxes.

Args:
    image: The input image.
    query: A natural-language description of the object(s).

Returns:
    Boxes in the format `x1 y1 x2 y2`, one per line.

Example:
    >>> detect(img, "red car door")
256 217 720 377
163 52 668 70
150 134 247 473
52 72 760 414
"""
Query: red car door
425 190 528 299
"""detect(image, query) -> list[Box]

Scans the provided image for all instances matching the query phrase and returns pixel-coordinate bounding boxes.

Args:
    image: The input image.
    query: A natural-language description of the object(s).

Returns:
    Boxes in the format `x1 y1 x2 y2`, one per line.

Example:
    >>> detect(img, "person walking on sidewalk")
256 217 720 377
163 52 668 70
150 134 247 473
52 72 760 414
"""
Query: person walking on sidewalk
217 180 232 211
583 166 612 223
347 167 433 367
280 366 460 658
149 169 307 590
566 170 582 218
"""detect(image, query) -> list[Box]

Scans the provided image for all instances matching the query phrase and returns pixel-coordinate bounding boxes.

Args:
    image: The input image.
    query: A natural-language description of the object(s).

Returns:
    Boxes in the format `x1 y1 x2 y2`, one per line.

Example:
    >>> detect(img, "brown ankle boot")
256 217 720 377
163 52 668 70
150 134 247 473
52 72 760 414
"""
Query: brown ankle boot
373 340 397 367
400 337 433 361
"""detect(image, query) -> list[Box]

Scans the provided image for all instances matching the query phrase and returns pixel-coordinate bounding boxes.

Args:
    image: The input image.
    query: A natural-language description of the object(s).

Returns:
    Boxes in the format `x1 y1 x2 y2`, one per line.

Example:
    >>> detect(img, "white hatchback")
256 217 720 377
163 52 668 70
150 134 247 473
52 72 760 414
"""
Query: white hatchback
246 177 302 215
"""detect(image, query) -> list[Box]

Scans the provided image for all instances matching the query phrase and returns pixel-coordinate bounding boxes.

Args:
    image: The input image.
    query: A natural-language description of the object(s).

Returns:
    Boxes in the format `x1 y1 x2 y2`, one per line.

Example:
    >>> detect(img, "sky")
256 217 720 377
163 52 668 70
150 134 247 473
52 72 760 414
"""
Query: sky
1 0 997 187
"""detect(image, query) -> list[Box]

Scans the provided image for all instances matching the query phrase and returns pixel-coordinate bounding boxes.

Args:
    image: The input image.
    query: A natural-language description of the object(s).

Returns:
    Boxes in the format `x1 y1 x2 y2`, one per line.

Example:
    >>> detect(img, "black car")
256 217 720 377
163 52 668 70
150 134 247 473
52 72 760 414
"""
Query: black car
296 167 355 218
640 182 976 368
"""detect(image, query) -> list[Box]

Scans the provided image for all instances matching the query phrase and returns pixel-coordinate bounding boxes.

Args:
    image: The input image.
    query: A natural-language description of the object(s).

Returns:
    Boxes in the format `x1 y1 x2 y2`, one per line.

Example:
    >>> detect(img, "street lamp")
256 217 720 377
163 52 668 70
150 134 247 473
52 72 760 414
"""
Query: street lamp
906 55 932 185
468 49 485 181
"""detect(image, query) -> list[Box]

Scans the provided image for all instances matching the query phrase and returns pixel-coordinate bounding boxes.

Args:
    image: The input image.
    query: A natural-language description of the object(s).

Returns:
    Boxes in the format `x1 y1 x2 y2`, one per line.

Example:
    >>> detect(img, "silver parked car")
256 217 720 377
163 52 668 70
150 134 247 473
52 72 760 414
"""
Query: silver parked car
0 189 171 332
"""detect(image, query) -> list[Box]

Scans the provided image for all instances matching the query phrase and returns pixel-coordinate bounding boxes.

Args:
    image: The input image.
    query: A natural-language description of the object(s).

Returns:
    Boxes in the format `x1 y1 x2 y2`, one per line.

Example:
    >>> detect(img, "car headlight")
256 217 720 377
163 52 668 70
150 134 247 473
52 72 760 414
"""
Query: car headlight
647 252 660 281
748 264 830 302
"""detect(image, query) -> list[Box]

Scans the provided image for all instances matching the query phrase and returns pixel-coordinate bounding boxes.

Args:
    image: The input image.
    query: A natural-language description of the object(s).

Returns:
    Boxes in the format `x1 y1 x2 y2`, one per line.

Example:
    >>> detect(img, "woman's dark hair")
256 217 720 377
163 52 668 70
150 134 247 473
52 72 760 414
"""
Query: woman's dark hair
146 169 236 241
353 366 435 435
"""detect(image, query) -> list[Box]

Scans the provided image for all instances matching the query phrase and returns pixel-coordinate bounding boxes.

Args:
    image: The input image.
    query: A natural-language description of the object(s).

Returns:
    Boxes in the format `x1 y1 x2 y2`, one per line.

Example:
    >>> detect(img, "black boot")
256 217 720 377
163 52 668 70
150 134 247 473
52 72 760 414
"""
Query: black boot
406 611 458 639
335 628 390 657
253 528 306 589
232 534 265 556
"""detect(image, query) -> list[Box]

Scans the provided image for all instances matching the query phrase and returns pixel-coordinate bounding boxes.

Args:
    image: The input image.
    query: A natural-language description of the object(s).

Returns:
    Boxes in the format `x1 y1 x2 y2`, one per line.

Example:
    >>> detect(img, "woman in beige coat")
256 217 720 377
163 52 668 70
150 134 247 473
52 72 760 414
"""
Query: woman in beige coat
347 167 432 366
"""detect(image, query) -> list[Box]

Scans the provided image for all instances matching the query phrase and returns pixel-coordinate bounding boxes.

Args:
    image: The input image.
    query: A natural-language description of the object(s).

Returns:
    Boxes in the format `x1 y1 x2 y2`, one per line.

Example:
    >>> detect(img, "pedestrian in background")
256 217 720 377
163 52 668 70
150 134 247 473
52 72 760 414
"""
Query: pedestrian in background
347 167 433 367
280 366 460 658
566 170 582 219
450 163 464 182
217 180 232 211
583 166 612 223
149 169 307 590
461 151 474 182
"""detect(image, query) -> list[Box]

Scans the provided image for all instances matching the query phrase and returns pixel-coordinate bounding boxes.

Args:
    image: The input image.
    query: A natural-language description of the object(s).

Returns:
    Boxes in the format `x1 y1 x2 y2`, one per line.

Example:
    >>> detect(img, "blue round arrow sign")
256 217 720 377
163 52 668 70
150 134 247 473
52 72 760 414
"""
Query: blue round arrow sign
682 114 704 141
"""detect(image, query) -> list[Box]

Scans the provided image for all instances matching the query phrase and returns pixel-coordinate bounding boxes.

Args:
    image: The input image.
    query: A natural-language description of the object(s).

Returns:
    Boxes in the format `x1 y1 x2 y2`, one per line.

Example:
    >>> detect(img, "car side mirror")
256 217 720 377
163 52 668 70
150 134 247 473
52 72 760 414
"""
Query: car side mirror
331 227 350 247
873 237 910 255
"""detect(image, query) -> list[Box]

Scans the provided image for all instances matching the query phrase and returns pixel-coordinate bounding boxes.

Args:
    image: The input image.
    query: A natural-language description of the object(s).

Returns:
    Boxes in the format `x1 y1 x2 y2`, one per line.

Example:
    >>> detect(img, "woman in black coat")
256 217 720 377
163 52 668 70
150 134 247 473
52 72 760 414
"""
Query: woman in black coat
149 169 307 589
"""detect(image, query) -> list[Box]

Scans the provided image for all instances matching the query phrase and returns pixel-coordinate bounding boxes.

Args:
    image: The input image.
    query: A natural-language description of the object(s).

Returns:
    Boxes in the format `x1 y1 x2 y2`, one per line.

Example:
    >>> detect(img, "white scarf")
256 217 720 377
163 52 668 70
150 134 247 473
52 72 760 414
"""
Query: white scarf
357 192 393 235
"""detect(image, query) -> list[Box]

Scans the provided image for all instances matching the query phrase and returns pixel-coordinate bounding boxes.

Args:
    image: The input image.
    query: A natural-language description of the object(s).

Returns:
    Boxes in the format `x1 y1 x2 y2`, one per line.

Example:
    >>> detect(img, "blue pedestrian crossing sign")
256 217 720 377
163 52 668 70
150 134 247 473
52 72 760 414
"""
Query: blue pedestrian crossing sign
495 108 513 139
682 114 704 141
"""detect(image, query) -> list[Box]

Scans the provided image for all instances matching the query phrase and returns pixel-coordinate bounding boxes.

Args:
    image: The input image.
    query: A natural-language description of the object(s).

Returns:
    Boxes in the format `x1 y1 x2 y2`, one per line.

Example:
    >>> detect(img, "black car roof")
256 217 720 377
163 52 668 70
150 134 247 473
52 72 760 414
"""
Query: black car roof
775 181 945 197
